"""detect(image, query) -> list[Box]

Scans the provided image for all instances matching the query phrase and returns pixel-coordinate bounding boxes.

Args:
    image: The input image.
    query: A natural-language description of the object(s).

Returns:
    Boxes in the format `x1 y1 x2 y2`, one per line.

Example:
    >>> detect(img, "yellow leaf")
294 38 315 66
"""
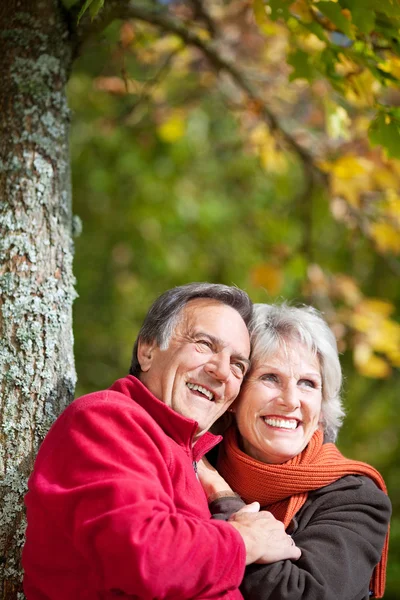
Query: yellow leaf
387 349 400 367
251 263 284 296
370 222 400 254
249 123 271 146
368 320 400 354
259 145 288 173
372 168 399 191
300 33 326 52
250 124 287 173
377 57 400 80
351 313 374 333
344 70 381 108
335 54 359 77
354 343 391 378
158 111 186 143
290 0 313 24
351 299 400 356
359 298 395 317
383 190 400 226
322 156 373 206
328 155 369 179
253 0 278 35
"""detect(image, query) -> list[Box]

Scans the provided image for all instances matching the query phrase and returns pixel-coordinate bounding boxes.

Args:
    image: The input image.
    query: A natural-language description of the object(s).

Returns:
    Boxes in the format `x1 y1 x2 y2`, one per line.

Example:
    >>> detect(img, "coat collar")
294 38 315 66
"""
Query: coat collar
109 375 221 458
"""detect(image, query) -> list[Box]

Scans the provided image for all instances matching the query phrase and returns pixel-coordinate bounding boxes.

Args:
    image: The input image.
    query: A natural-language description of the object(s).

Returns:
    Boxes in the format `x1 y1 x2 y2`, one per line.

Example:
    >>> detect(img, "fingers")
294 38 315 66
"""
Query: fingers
290 543 302 560
229 510 302 565
255 533 302 564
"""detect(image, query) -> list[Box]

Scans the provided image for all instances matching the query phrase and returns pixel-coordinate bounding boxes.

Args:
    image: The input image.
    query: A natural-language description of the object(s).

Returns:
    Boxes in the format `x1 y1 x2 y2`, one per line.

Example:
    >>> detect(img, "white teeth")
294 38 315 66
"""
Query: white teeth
264 418 297 430
187 383 214 401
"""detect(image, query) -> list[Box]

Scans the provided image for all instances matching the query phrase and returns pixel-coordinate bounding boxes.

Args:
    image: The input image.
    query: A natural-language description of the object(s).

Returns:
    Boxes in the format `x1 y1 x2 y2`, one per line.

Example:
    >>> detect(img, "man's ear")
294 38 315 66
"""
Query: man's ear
137 339 157 372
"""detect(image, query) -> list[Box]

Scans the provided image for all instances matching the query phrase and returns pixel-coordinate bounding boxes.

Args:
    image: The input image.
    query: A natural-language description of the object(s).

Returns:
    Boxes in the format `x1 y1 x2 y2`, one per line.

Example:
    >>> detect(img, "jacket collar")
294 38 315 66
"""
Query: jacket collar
109 375 221 458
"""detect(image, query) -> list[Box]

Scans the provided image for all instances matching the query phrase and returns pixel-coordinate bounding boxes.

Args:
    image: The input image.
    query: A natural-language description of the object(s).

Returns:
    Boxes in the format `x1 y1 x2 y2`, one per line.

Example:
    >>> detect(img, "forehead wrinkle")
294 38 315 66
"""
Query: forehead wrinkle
190 330 250 364
250 344 321 379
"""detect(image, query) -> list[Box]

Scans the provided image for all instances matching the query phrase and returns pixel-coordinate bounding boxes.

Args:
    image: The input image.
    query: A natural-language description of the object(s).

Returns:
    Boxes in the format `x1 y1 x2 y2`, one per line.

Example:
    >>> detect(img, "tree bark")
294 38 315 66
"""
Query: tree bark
0 1 76 597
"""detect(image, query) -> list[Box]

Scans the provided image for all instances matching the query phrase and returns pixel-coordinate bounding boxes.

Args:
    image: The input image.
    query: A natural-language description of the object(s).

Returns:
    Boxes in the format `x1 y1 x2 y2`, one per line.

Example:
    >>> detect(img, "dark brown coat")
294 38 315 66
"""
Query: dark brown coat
210 474 391 600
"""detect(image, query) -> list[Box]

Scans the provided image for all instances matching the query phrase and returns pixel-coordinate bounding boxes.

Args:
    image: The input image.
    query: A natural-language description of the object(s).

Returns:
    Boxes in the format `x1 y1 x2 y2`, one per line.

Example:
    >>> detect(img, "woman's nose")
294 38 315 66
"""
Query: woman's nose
279 384 300 410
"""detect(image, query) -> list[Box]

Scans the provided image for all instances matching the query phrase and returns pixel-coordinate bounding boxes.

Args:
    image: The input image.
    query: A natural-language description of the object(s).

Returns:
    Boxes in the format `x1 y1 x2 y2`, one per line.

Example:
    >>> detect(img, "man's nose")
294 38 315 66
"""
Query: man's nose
204 352 231 382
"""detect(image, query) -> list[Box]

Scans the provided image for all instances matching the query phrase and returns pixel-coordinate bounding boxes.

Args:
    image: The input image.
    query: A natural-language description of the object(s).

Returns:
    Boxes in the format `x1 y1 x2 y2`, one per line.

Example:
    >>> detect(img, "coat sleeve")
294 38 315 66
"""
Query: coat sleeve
239 475 391 600
209 496 247 520
30 395 246 599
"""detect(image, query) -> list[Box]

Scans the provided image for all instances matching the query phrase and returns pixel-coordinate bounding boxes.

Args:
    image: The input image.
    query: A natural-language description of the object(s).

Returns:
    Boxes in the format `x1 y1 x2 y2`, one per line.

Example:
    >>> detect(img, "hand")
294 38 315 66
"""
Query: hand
228 505 301 565
197 457 236 500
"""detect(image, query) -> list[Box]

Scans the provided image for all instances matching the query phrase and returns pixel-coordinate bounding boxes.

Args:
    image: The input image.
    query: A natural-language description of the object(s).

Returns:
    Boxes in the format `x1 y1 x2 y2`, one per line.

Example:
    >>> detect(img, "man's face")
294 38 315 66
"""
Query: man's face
138 298 251 439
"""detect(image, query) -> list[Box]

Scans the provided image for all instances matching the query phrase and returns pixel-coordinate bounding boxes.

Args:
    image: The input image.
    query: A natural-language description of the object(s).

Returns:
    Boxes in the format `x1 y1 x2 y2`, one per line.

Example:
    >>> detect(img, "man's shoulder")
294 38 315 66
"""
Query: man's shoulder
34 379 169 467
50 377 156 435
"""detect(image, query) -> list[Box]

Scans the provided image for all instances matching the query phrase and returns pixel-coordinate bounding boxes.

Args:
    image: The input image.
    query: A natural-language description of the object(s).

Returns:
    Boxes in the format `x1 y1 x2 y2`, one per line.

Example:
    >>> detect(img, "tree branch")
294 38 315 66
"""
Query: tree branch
188 0 218 38
75 2 326 183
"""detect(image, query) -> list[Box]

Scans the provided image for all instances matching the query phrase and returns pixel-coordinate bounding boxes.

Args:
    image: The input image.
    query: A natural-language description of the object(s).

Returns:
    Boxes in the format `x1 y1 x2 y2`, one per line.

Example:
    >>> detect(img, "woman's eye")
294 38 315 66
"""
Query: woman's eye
261 373 278 383
299 379 316 388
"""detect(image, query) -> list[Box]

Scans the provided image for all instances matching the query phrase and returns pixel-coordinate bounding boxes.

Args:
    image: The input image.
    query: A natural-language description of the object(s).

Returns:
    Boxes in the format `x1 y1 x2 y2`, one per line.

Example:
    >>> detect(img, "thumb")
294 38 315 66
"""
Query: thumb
232 502 260 516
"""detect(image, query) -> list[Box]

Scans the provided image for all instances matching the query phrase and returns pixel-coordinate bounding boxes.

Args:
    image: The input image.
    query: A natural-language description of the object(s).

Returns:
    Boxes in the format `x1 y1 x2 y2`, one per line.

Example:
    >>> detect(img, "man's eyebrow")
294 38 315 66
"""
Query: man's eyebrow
194 332 250 365
238 357 251 369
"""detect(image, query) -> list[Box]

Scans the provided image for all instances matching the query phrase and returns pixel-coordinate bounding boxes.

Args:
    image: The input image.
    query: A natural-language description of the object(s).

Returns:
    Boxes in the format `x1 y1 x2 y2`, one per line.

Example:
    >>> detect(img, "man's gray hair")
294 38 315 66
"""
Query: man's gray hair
250 303 345 442
129 282 252 377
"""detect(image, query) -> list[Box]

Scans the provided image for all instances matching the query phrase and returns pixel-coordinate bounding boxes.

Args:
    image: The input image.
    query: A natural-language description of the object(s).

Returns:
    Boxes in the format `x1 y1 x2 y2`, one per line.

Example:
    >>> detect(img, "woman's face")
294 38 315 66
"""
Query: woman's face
234 340 323 464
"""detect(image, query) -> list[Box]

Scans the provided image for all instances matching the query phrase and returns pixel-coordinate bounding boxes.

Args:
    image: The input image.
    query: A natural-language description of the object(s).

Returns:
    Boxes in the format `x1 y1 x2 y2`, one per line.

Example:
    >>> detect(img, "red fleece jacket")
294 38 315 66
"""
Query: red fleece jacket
23 376 246 599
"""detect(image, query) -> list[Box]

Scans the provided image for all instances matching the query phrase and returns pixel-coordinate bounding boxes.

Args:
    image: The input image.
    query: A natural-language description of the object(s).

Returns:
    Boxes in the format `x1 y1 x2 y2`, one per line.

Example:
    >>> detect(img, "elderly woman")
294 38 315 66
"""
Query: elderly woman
199 303 391 600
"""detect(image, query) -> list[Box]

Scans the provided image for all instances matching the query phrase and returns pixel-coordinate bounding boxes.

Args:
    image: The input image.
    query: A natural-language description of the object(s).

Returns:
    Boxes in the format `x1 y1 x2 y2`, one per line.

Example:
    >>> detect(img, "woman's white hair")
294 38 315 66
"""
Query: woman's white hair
249 303 345 442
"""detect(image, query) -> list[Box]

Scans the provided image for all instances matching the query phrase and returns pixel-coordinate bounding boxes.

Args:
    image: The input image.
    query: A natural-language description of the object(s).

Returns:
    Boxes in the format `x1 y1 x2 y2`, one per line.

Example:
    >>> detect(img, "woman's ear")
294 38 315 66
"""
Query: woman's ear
137 339 157 372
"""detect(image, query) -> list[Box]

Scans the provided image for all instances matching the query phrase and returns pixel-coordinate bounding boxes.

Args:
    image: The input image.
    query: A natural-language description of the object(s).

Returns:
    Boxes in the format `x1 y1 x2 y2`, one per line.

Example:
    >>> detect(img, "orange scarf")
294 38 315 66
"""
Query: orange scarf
218 426 389 598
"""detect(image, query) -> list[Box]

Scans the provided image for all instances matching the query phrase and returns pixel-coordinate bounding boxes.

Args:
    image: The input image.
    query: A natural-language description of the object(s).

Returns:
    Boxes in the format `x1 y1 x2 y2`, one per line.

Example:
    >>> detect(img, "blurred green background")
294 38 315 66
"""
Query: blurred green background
68 16 400 596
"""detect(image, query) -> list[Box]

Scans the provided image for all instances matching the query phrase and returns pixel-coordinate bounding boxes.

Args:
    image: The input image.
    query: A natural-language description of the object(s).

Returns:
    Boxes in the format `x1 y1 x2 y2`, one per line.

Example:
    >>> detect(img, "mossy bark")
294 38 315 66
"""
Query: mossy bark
0 2 76 597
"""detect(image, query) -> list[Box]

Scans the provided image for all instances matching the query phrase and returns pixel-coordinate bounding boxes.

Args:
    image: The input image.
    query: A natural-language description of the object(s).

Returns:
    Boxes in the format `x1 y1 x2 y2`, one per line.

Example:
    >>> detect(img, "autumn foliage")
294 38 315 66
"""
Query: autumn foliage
67 0 400 594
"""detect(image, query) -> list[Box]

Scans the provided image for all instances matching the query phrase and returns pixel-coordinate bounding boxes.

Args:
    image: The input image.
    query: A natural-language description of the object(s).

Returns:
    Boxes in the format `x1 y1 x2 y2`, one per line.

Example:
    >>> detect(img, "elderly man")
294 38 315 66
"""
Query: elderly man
23 282 300 599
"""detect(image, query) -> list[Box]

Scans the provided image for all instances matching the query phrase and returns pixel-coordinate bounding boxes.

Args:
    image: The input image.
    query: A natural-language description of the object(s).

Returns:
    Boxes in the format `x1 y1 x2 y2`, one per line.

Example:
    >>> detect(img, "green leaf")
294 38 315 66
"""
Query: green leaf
368 0 400 18
318 2 354 39
339 0 375 33
349 6 375 35
369 113 400 159
288 49 315 82
89 0 105 19
77 0 104 23
268 0 291 21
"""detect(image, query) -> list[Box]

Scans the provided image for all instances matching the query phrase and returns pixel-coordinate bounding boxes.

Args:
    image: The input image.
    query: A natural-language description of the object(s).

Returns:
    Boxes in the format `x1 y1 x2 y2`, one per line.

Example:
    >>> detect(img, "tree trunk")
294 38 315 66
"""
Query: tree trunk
0 2 76 597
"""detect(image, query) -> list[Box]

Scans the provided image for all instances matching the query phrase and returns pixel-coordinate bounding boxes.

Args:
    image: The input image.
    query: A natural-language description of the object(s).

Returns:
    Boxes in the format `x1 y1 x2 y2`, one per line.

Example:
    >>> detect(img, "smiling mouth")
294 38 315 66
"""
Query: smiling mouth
186 382 215 401
263 417 298 430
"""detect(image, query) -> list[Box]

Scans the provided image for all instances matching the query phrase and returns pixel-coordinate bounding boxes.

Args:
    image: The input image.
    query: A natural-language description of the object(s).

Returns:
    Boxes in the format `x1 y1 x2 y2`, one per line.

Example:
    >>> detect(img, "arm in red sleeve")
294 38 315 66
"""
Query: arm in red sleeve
30 394 246 599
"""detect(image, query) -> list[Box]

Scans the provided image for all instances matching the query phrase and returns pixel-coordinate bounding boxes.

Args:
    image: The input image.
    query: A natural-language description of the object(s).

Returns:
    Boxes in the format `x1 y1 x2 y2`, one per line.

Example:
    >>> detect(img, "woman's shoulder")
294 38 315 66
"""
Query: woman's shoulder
308 474 391 515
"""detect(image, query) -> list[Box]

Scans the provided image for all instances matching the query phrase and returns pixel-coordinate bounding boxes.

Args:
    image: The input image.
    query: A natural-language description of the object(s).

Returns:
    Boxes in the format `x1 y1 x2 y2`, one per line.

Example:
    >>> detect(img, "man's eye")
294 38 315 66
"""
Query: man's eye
196 339 212 349
232 361 246 375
